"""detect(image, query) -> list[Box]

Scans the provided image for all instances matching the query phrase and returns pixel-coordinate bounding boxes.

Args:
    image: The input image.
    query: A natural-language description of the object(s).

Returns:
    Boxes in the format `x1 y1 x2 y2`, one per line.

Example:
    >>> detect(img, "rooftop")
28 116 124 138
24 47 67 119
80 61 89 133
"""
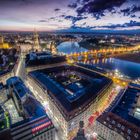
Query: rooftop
6 77 46 119
0 77 54 139
29 65 112 119
25 51 66 67
97 83 140 139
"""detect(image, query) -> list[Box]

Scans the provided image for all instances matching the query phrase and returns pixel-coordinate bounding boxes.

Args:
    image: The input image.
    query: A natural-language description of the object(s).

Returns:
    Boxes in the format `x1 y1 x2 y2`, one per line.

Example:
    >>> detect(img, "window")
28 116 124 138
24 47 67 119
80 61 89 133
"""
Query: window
109 125 112 128
120 132 124 136
134 133 138 138
107 117 110 121
127 136 131 140
117 123 121 128
121 125 125 130
112 120 115 124
127 129 131 134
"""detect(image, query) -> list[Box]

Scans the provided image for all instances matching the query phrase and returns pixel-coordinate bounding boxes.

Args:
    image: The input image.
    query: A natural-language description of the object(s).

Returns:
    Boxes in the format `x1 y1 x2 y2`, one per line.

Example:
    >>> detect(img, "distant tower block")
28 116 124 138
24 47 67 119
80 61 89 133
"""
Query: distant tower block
33 29 40 51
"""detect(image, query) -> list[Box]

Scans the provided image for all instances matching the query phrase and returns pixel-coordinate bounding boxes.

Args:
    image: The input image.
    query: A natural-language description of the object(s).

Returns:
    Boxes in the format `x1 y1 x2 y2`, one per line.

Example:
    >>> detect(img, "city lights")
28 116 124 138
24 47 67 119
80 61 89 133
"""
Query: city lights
0 0 140 140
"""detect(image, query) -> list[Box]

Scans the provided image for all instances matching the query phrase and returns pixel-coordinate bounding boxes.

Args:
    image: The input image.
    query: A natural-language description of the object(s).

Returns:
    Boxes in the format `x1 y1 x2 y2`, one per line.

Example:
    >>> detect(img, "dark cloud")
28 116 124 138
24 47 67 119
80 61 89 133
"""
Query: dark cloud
38 20 47 22
93 20 140 29
54 8 60 11
60 15 65 18
131 15 136 18
50 17 55 20
70 0 127 19
121 5 140 17
0 0 33 5
65 15 87 24
68 3 77 8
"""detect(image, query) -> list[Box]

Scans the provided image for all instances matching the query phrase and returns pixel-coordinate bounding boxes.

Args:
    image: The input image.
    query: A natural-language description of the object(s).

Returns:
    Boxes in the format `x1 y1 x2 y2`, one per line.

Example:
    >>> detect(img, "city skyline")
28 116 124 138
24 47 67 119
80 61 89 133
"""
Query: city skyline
0 0 140 33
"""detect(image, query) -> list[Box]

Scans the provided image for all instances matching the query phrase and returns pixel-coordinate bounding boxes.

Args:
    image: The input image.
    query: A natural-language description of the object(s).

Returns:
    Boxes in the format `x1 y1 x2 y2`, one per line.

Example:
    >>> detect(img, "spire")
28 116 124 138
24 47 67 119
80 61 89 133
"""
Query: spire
33 28 40 51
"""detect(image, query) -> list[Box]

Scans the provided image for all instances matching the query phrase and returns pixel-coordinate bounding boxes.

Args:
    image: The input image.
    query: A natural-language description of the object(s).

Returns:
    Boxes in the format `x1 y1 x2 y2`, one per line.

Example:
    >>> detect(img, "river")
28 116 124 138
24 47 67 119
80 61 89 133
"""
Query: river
57 42 140 79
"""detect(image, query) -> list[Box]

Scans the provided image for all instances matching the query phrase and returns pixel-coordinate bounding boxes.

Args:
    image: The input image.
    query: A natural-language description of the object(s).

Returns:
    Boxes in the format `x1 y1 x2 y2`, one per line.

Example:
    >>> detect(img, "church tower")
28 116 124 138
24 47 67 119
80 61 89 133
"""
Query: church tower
33 29 40 51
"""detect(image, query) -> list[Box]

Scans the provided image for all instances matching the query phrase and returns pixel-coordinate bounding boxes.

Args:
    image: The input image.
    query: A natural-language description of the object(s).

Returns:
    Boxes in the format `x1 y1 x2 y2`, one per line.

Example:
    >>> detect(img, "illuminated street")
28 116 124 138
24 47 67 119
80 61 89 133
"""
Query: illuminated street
0 0 140 140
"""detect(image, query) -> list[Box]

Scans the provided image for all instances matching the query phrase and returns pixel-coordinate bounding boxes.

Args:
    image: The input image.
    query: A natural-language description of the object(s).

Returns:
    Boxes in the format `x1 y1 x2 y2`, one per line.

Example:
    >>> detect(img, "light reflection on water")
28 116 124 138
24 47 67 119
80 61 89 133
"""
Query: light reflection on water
57 41 87 54
57 42 140 79
80 58 140 79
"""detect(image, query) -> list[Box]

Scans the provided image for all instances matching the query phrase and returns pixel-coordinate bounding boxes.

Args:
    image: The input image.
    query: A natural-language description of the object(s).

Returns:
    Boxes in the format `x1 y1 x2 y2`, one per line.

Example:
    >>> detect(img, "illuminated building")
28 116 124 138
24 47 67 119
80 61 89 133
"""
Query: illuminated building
33 29 40 51
5 77 55 140
27 64 113 139
25 52 66 72
0 35 10 49
94 83 140 140
50 41 57 54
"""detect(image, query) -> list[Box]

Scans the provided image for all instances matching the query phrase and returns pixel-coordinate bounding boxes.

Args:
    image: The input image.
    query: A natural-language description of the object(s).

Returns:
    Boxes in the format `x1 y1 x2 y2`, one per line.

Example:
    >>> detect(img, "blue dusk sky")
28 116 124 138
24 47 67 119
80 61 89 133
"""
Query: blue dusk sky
0 0 140 32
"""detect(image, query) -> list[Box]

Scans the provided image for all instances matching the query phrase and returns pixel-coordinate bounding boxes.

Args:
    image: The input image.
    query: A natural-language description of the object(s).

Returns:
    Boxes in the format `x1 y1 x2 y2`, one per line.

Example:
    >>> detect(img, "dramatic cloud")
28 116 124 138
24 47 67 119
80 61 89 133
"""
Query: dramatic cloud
54 8 60 11
76 0 127 19
38 20 47 22
68 3 77 8
121 6 140 17
65 15 87 24
93 20 140 29
0 0 140 32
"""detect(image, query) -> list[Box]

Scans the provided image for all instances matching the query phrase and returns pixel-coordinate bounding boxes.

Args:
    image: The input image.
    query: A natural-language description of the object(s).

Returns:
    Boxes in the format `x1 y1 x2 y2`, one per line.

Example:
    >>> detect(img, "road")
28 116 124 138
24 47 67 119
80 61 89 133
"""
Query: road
15 52 64 140
15 50 129 140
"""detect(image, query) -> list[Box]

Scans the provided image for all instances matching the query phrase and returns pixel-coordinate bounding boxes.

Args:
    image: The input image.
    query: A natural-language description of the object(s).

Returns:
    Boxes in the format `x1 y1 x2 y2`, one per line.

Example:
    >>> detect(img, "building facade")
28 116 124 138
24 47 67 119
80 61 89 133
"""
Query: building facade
27 65 113 140
94 83 140 140
6 77 55 140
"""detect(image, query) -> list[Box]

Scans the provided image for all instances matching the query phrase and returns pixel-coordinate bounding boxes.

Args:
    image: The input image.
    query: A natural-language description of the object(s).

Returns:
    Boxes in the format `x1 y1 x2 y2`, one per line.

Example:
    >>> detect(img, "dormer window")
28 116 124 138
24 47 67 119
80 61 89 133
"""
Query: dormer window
127 129 131 134
134 133 138 138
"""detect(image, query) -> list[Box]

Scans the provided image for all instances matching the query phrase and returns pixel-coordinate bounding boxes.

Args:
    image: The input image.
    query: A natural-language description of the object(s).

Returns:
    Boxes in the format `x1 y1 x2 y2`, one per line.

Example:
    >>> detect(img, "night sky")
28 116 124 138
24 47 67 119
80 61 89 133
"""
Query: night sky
0 0 140 32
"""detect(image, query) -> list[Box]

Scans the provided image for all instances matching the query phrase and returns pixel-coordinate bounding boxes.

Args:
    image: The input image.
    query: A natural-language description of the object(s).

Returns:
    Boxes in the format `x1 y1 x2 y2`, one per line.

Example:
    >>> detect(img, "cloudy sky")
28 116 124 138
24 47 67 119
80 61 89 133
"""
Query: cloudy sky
0 0 140 32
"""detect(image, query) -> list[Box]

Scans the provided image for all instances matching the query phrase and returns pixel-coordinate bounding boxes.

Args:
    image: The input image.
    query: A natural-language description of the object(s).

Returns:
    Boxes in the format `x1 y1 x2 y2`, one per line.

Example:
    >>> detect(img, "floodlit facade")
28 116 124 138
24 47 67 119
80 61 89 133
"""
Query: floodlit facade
27 65 113 139
94 83 140 140
4 77 55 140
